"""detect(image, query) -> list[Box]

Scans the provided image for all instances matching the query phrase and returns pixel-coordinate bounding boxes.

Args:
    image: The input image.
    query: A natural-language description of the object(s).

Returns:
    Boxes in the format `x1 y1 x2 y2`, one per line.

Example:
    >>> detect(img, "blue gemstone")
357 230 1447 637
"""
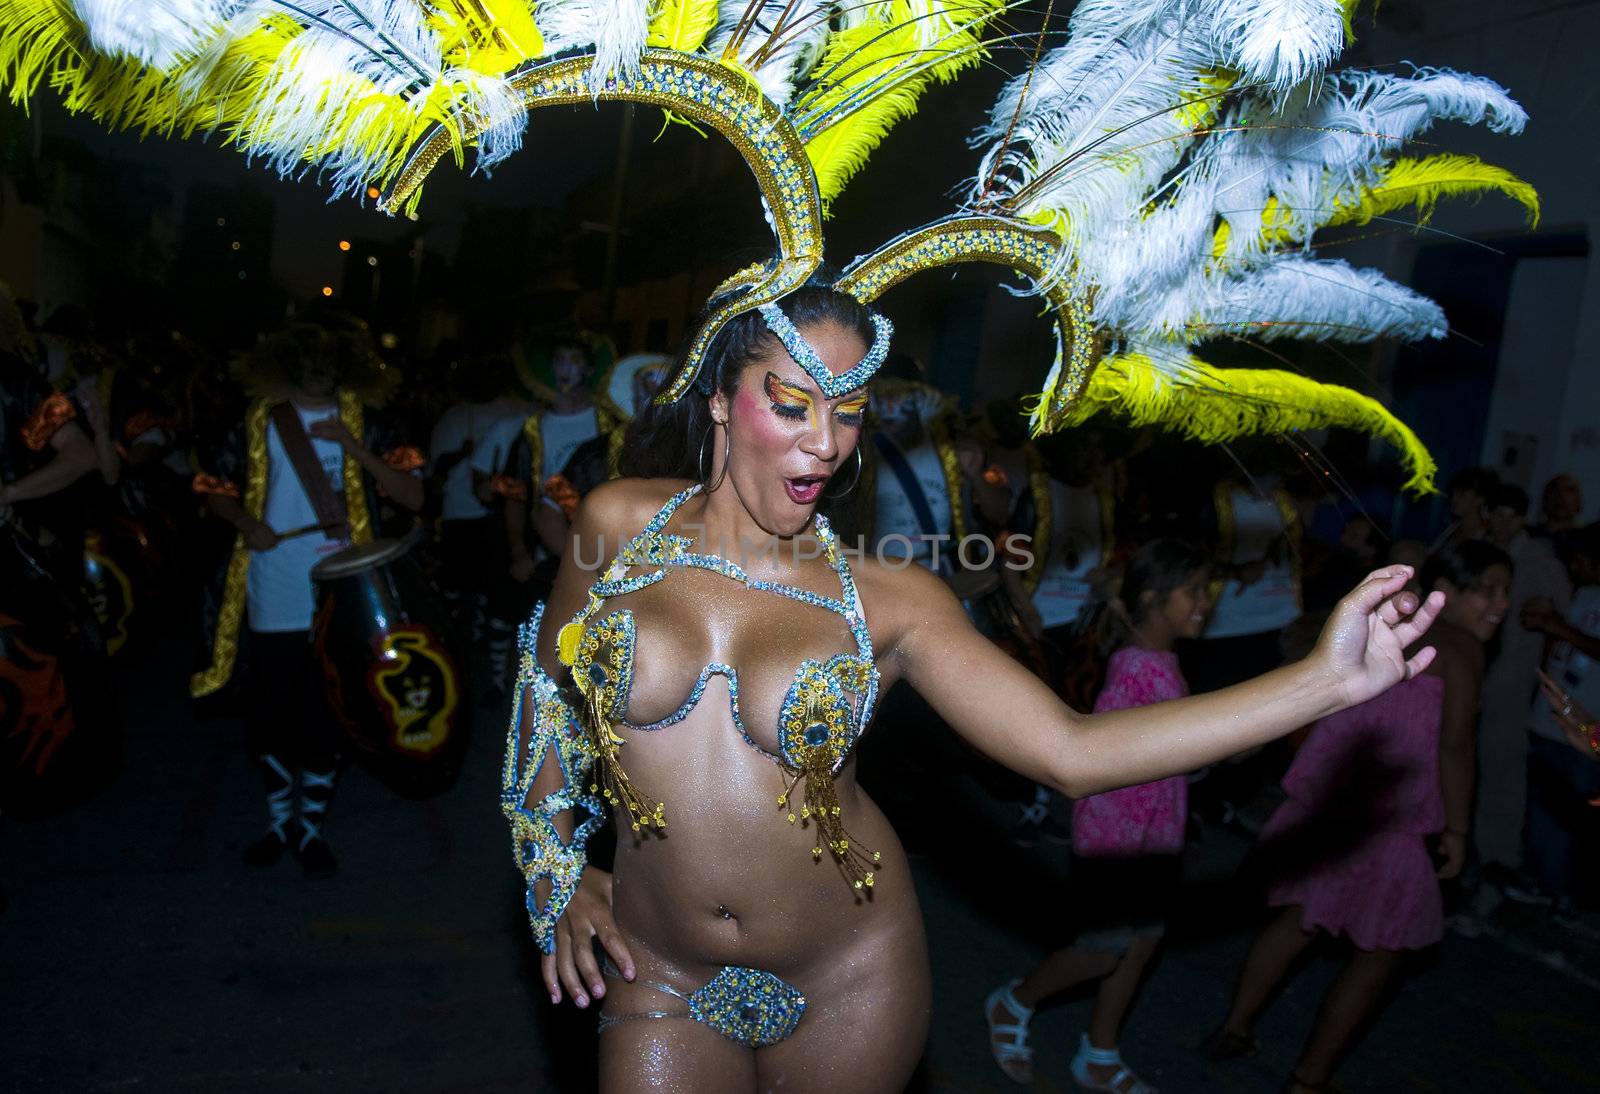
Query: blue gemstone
587 662 609 688
804 722 829 747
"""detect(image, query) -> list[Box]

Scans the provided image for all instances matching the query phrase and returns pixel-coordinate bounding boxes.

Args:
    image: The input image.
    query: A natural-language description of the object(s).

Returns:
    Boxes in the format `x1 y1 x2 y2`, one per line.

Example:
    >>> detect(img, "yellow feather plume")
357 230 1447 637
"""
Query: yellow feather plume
1218 153 1540 257
432 0 544 76
0 3 525 214
648 0 720 53
1325 153 1540 231
796 0 1001 210
1054 352 1437 494
1 0 86 108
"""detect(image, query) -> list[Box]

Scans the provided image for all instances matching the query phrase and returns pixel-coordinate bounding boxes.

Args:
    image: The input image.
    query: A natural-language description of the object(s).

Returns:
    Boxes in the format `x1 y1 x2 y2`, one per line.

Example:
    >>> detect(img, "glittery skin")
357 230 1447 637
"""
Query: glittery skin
757 304 893 398
384 50 823 404
835 214 1100 427
556 484 881 876
500 604 605 956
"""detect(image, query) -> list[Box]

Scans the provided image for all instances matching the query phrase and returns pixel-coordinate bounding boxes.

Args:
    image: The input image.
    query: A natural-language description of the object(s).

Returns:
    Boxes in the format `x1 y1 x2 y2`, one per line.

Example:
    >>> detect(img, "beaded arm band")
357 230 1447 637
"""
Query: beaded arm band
501 604 607 955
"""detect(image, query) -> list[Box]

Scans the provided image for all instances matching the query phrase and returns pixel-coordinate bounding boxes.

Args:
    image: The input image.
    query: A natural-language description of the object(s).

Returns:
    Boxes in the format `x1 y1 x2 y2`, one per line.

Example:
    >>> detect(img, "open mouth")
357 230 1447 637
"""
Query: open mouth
784 474 827 506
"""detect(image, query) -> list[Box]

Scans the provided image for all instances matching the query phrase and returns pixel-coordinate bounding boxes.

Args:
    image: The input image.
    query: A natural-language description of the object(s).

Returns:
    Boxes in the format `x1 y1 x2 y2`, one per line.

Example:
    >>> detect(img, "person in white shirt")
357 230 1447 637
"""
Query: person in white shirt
470 337 620 697
1476 483 1571 880
195 321 424 875
1514 524 1599 912
428 356 528 642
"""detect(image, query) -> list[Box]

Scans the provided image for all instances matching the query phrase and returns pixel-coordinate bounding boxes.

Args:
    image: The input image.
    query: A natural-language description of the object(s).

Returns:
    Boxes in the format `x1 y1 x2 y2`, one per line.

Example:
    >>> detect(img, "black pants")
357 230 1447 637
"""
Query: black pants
246 629 338 770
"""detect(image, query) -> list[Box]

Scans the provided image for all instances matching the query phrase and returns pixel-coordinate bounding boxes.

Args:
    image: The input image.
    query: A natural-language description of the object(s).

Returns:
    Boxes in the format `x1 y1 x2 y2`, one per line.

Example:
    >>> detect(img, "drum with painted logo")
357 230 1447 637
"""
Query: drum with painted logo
311 534 467 798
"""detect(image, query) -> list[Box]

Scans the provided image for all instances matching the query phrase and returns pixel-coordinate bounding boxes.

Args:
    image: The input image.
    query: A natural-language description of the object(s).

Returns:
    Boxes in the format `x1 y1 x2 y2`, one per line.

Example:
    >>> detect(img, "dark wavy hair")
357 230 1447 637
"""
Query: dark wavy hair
619 280 880 481
1420 538 1512 593
1119 538 1213 626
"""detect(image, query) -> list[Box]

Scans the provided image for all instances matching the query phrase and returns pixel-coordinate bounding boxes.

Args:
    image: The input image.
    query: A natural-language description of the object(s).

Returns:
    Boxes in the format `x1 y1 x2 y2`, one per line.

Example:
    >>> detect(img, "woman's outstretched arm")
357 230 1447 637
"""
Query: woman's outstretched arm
880 565 1444 799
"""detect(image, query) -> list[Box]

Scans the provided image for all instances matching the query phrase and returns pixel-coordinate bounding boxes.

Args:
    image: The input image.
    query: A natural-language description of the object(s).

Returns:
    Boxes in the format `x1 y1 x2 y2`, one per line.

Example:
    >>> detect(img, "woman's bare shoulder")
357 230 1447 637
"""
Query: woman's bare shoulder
850 555 965 634
577 477 695 539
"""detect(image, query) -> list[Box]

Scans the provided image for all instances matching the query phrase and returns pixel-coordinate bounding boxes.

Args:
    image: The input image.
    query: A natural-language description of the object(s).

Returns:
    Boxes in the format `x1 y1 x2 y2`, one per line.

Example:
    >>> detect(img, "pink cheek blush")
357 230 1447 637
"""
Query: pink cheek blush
733 386 795 449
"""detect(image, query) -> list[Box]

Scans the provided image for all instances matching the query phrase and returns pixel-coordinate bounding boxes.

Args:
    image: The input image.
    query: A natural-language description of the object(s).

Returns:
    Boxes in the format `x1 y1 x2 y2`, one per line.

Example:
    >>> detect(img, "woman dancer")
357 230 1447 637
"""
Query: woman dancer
986 539 1212 1091
1203 540 1508 1092
507 285 1444 1092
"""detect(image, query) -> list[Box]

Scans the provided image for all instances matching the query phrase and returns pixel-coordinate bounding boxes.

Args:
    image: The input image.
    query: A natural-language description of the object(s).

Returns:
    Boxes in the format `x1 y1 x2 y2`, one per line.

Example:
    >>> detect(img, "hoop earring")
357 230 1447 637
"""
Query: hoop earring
699 421 730 492
824 446 864 499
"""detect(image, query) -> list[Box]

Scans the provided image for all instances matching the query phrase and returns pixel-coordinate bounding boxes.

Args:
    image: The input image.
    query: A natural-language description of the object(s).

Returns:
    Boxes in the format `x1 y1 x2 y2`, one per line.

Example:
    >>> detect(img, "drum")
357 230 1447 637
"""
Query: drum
311 534 468 798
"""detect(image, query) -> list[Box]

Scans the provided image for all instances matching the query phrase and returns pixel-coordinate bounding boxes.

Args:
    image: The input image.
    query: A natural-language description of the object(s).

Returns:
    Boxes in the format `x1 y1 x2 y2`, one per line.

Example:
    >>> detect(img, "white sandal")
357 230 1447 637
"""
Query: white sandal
1070 1034 1157 1093
984 979 1035 1084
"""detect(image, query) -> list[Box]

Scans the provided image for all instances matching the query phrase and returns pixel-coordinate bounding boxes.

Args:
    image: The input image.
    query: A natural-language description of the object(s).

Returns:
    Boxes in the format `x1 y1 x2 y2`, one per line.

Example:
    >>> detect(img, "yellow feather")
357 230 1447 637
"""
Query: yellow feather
431 0 543 76
647 0 720 53
1 0 85 108
1326 153 1540 230
797 0 1001 210
1217 153 1541 257
1052 352 1437 494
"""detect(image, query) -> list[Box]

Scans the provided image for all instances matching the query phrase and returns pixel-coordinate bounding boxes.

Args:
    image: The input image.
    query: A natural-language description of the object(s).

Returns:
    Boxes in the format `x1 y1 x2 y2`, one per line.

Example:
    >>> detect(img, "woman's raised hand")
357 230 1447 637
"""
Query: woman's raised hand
1311 567 1445 710
541 868 635 1008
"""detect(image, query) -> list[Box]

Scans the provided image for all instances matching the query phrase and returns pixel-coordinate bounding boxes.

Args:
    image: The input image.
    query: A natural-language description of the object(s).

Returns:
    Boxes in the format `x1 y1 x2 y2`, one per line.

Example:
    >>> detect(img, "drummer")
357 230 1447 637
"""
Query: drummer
191 316 423 876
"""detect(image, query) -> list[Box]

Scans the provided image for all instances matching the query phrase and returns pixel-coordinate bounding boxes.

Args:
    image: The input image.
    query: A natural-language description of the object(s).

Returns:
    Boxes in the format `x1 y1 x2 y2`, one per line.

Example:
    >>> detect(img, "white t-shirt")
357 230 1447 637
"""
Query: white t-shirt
1203 487 1302 639
539 407 600 483
431 399 526 521
1033 481 1107 630
247 403 350 633
1529 585 1600 743
873 438 952 570
468 406 600 484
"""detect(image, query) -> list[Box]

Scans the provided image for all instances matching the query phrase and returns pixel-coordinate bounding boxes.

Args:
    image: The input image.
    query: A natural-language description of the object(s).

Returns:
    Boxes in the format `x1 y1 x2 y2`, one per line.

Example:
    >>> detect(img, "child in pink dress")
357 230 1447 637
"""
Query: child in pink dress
987 540 1213 1092
1205 539 1511 1093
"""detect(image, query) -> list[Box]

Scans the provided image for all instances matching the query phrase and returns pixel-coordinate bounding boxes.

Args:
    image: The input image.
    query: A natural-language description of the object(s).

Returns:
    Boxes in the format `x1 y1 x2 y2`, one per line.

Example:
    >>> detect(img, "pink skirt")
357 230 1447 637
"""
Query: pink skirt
1257 799 1443 952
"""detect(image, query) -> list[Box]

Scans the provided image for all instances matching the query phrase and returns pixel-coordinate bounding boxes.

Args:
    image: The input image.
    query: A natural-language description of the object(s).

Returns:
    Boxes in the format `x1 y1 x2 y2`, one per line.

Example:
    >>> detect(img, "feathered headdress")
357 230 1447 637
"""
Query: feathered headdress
835 0 1536 492
0 1 1535 490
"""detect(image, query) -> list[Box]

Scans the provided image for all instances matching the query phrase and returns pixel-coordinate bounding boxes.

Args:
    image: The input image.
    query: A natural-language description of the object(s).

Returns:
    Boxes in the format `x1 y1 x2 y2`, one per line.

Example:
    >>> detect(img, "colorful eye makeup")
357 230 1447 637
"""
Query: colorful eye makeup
764 371 813 422
764 372 867 428
834 394 868 425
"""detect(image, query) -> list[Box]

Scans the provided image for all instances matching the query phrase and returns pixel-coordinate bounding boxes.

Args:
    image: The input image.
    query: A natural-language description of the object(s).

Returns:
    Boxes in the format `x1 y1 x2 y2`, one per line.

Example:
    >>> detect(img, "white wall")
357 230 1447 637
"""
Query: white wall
1481 257 1587 492
1351 1 1600 518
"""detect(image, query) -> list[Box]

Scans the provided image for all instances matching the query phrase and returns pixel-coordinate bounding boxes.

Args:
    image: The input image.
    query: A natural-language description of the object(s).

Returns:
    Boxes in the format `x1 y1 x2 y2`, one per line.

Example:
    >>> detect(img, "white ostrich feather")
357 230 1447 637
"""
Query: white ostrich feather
533 0 652 85
162 2 530 195
971 0 1353 289
67 0 233 70
1201 0 1346 91
1204 66 1526 263
972 12 1217 271
703 0 830 108
1192 257 1447 343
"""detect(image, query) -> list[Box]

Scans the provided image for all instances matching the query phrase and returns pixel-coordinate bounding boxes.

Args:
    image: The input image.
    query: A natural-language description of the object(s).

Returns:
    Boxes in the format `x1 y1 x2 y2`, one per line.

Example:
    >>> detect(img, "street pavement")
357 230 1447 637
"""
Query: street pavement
3 646 1596 1093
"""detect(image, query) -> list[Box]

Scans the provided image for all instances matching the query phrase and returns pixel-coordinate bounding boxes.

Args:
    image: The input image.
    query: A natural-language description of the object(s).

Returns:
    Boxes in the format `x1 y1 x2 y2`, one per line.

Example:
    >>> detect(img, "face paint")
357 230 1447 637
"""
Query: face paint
834 392 868 427
764 371 817 430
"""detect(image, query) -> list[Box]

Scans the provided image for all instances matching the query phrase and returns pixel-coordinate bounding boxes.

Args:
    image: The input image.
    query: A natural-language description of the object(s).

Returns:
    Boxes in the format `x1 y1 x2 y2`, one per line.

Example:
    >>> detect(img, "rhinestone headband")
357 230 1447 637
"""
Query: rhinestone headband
756 304 894 399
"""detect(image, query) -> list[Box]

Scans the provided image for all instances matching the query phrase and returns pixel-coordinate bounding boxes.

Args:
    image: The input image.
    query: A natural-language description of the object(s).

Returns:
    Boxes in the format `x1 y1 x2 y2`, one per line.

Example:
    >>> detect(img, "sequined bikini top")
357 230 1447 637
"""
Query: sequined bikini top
555 484 884 891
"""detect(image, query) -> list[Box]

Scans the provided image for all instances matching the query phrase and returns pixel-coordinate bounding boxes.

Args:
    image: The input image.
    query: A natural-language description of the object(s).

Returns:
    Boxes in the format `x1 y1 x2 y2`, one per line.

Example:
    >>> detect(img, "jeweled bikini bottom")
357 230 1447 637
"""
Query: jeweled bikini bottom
598 961 807 1048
